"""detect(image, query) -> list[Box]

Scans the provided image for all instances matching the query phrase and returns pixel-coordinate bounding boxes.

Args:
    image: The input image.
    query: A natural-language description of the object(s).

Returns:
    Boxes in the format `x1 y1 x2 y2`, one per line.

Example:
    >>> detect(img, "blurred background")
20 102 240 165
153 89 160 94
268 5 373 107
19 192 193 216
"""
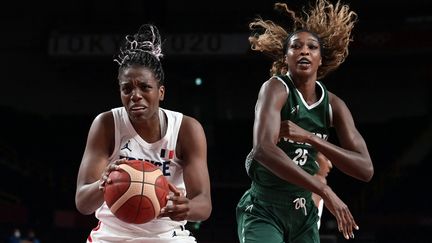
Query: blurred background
0 0 431 242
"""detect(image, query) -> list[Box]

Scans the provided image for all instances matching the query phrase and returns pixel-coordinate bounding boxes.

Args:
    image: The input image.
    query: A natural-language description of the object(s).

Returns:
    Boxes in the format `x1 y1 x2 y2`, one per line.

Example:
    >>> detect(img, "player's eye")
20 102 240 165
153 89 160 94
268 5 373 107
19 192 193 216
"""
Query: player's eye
308 44 319 50
290 43 300 49
139 83 152 91
121 85 132 95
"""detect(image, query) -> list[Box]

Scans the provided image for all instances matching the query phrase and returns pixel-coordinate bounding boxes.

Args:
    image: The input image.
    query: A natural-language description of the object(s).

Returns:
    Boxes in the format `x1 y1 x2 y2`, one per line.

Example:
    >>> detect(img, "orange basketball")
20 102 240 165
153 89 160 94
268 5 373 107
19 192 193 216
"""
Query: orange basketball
104 160 170 224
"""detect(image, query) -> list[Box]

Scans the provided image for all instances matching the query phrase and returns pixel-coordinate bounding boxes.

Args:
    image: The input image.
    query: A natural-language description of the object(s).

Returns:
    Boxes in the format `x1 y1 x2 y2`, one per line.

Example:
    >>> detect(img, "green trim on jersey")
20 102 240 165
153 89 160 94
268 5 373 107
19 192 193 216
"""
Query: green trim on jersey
246 74 331 193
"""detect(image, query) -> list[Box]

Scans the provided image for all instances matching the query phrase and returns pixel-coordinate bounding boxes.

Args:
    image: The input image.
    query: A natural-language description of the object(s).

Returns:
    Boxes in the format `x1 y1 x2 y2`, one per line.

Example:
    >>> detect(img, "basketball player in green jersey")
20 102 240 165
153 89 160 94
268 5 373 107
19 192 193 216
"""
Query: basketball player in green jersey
236 1 374 242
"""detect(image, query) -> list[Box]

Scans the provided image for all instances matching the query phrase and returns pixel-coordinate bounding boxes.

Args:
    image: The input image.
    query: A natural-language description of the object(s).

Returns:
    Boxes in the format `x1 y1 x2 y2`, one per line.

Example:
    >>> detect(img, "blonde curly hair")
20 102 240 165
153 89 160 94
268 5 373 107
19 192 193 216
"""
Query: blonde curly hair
249 0 357 79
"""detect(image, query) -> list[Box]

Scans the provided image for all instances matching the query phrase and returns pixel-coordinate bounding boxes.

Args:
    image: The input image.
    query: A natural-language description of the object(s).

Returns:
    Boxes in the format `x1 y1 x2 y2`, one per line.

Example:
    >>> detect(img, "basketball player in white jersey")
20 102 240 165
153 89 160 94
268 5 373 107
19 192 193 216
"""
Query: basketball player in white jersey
75 24 212 242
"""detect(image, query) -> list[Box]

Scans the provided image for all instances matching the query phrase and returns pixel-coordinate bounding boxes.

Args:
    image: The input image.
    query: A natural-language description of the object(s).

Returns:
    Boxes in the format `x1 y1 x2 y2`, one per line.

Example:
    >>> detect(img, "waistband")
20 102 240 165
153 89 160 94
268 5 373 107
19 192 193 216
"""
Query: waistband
250 182 312 204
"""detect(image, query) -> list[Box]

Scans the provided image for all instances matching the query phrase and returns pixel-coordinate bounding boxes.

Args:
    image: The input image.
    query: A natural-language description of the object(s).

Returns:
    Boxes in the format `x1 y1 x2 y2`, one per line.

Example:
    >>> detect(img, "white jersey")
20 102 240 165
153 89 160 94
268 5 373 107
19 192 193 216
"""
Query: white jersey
88 107 196 243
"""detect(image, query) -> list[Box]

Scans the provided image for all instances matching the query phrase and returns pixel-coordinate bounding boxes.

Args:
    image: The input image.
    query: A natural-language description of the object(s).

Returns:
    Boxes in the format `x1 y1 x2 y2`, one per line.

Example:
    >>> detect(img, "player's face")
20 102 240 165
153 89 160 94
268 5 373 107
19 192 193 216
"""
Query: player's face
118 66 165 122
285 31 322 78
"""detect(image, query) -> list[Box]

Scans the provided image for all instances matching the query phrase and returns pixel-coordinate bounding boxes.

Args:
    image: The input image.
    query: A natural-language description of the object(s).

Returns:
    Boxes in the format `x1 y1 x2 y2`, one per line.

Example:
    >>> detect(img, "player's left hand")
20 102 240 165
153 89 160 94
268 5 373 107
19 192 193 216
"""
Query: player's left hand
159 183 190 221
322 186 359 240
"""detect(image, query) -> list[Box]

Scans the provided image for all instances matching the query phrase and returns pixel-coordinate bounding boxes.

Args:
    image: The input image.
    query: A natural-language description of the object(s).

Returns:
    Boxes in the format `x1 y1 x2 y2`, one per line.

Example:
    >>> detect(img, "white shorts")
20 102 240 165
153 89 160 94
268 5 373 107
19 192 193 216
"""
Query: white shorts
87 221 197 243
317 199 324 229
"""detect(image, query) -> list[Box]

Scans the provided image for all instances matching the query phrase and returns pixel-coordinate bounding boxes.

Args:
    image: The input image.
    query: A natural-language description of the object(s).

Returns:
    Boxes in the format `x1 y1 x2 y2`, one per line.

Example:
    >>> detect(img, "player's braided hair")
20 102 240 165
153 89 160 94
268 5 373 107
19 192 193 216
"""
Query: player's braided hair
114 24 165 85
249 0 357 79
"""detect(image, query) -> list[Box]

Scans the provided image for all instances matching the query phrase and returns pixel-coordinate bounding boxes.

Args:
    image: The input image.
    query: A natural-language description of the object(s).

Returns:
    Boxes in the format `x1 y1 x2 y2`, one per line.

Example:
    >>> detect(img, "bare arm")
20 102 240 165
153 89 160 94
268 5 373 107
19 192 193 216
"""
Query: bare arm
252 78 325 195
307 93 373 182
160 116 212 221
75 112 114 215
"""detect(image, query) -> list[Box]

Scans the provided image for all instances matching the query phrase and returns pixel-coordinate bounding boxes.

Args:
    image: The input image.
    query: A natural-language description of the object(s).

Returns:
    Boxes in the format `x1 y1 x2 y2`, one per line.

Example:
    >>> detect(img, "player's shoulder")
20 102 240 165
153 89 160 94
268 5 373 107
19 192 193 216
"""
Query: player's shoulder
94 110 114 122
266 75 286 85
261 76 288 91
161 108 204 134
328 92 353 120
91 110 115 131
160 107 182 117
178 115 204 140
181 115 203 129
258 77 290 100
328 92 347 107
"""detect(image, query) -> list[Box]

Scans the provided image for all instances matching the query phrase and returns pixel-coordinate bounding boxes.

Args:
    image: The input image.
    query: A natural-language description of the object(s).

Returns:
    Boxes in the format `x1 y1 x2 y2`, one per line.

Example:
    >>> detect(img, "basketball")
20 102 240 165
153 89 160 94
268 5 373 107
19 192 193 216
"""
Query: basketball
104 160 170 224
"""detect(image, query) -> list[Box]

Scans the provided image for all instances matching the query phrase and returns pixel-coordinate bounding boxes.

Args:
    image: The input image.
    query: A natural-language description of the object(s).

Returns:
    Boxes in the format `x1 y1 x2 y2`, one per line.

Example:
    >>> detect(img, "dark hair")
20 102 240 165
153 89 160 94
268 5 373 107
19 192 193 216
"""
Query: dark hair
114 24 165 85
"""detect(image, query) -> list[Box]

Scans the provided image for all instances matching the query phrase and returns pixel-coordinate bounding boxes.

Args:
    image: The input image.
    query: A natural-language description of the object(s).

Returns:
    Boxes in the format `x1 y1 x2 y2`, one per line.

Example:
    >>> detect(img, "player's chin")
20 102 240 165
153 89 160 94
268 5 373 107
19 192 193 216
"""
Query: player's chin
295 68 316 76
129 113 149 122
127 108 149 119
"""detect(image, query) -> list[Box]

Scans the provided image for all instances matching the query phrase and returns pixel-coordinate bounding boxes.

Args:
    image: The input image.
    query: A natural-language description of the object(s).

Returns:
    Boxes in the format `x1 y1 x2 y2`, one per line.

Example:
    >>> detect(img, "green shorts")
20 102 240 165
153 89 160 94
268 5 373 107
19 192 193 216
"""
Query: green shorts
236 185 320 243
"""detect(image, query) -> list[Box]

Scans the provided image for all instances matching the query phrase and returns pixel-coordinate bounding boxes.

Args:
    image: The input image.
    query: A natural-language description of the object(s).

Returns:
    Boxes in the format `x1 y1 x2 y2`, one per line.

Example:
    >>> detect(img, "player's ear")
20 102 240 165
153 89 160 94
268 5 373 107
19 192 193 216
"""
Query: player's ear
159 85 165 101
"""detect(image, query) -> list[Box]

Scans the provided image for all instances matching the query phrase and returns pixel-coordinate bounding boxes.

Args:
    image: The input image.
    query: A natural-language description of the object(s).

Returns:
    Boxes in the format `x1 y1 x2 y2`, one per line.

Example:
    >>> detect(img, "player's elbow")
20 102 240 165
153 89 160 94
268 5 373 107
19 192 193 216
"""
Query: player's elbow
75 200 93 215
252 142 273 163
362 164 374 182
202 203 212 221
200 194 213 221
75 192 96 215
189 196 212 222
356 161 374 182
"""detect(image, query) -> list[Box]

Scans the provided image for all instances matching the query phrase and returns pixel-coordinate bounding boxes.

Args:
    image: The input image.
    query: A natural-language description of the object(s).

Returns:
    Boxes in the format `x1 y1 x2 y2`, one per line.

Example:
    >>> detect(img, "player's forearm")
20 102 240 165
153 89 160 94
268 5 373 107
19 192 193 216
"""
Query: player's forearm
187 194 212 222
253 143 326 195
307 135 374 182
75 182 105 215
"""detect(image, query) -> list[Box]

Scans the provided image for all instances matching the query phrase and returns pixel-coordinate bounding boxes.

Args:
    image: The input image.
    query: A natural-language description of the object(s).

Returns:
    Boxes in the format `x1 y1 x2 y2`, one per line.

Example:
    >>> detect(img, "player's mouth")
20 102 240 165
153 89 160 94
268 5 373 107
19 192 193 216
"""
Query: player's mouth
297 58 311 67
129 105 147 114
297 58 312 69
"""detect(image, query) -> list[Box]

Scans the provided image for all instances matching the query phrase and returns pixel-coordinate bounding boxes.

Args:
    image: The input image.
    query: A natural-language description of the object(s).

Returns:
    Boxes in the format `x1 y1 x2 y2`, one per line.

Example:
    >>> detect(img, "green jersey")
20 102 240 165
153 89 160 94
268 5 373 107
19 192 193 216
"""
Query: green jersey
246 74 332 193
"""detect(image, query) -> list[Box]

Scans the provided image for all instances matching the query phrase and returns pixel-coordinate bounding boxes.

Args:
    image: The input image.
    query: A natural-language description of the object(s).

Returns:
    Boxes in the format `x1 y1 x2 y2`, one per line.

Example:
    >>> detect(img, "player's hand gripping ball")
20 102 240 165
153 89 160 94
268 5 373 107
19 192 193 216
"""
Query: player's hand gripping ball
104 160 170 224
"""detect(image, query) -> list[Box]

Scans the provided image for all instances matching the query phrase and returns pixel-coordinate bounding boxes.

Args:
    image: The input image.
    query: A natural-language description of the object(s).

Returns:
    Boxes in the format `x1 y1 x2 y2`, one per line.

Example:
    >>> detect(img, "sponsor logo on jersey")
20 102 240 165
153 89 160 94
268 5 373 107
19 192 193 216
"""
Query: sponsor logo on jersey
280 132 328 146
291 105 300 114
120 140 132 152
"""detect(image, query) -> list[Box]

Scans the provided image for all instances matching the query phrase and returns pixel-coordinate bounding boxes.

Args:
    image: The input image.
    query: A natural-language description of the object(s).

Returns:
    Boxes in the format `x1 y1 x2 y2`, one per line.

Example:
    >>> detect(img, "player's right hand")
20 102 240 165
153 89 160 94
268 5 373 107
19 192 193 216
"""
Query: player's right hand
322 186 359 240
279 120 312 143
